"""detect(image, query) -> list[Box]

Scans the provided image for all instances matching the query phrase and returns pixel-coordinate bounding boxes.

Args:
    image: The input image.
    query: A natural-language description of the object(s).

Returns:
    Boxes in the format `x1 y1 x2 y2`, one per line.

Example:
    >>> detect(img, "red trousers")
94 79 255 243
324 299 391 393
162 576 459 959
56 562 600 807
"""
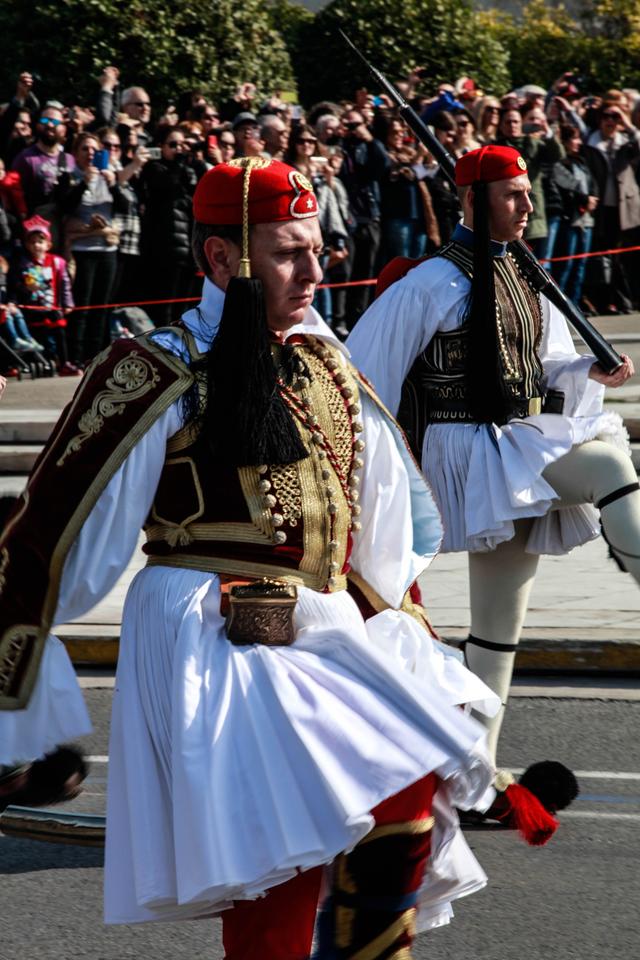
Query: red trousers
221 772 437 960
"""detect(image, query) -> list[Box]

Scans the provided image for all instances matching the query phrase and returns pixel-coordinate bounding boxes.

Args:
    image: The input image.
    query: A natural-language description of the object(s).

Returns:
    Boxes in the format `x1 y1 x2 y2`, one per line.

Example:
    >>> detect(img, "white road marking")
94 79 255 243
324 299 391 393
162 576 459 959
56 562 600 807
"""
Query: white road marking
560 811 640 820
509 768 640 780
86 756 640 782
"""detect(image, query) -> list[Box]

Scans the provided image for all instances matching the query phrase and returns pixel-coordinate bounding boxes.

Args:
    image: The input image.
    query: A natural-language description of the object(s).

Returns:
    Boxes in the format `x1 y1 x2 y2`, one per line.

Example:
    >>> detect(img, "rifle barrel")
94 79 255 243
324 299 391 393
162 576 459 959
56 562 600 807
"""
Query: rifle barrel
339 30 622 374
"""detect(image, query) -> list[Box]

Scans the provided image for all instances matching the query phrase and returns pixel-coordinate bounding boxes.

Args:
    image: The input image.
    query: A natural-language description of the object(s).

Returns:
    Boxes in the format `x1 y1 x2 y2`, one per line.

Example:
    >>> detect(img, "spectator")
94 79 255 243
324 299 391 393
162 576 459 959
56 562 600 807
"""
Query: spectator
94 66 121 128
217 127 236 164
495 105 563 259
57 131 124 365
2 108 33 167
424 111 461 244
380 118 432 260
260 115 289 160
284 124 350 329
220 82 256 123
283 123 318 176
11 104 74 235
98 127 148 306
315 113 342 152
339 108 389 329
139 126 197 326
551 124 599 308
120 86 152 146
7 215 76 373
0 72 39 162
471 96 501 144
584 102 640 312
232 112 264 158
452 108 481 155
0 157 27 227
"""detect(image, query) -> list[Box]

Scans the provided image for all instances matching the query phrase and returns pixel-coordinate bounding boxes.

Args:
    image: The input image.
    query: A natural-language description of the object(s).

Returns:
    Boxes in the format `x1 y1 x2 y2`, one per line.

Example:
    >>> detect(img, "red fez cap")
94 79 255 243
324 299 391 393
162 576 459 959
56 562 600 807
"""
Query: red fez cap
193 157 318 225
455 145 528 187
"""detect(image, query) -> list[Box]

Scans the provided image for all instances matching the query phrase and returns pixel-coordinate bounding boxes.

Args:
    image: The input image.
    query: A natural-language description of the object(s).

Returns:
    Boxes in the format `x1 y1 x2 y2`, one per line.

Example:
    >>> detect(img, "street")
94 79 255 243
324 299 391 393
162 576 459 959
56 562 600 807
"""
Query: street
1 685 639 960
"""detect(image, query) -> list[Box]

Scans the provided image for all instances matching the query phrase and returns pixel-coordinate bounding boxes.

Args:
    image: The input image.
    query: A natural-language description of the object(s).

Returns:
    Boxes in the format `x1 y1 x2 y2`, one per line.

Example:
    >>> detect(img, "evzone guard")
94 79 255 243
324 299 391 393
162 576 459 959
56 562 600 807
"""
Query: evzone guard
1 157 505 959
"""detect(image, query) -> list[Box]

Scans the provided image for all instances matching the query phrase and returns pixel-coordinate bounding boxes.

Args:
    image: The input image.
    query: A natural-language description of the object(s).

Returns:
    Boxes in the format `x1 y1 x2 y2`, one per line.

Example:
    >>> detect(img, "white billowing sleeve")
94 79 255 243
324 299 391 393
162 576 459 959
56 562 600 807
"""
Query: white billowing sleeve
53 402 182 625
347 277 438 415
0 401 182 766
539 297 603 418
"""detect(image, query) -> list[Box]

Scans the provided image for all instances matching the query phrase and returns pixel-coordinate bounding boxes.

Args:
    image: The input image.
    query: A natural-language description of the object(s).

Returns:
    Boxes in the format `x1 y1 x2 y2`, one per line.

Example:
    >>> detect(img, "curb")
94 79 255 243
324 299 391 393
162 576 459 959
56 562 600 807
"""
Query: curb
60 630 640 674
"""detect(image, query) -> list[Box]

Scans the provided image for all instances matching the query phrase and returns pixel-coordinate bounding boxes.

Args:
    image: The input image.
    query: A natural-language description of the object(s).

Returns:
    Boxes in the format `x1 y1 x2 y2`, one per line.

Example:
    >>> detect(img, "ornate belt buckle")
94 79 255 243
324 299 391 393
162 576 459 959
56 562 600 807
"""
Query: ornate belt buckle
528 396 542 416
225 578 298 647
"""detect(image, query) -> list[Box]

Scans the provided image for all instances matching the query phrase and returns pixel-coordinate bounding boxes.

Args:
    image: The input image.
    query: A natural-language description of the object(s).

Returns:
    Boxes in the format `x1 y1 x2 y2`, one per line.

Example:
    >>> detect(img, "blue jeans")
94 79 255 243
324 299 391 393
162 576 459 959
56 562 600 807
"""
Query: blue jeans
312 253 332 325
384 219 427 260
545 216 562 270
557 225 592 304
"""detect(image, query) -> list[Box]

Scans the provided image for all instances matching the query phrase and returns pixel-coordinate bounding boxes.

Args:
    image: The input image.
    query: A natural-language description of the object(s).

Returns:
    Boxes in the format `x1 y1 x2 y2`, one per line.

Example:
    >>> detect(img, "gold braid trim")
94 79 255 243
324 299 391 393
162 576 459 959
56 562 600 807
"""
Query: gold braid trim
357 817 435 846
228 156 271 277
348 910 417 960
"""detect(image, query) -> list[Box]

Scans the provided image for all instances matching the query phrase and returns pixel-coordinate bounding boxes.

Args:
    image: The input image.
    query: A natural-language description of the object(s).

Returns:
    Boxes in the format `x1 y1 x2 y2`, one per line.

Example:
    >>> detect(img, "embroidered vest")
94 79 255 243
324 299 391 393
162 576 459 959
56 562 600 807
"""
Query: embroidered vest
398 241 544 455
143 334 365 593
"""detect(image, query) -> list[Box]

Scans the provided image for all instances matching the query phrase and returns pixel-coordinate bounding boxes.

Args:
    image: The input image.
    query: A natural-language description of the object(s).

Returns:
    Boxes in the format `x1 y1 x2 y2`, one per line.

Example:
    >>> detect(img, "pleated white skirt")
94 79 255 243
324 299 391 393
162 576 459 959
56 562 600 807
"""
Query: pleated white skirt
0 635 92 767
104 565 493 925
424 411 628 554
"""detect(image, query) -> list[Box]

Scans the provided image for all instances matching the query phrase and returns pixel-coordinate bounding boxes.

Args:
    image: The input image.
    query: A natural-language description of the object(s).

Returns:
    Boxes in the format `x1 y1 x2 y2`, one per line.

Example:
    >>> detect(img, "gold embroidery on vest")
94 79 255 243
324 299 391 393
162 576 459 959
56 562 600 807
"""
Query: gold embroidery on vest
270 463 303 526
57 354 161 466
0 547 8 595
0 629 37 696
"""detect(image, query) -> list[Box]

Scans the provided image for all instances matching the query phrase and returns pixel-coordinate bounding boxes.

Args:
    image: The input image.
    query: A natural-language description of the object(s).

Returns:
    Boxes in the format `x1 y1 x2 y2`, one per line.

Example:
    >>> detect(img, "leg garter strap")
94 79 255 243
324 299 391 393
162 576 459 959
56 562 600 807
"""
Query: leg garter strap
464 634 519 653
597 482 640 511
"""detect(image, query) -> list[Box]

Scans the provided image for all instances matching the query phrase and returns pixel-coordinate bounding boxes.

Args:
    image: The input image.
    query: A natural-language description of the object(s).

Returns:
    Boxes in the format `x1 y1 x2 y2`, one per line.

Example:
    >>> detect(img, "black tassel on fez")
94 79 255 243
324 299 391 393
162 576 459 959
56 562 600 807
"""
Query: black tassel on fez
200 276 309 467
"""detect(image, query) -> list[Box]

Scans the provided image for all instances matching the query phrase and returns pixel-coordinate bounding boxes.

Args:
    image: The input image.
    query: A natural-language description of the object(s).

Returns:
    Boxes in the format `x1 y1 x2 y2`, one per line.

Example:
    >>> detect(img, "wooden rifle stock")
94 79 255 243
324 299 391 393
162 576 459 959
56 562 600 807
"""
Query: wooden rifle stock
339 30 622 374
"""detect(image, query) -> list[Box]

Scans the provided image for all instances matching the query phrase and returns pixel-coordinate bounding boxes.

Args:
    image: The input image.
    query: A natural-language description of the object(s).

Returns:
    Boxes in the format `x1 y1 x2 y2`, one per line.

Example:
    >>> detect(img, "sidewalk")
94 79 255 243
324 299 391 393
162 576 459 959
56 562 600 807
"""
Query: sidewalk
2 319 640 673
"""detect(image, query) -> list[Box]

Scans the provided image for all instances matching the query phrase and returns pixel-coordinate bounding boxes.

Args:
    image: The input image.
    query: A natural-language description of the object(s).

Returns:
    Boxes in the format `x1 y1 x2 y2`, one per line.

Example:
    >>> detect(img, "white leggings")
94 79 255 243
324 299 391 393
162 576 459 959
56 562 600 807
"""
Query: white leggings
465 440 640 760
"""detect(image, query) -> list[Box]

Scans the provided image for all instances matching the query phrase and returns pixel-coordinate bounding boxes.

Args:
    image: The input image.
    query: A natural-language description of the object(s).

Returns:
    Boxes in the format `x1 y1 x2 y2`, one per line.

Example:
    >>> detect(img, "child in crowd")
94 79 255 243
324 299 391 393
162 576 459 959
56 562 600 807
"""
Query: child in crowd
7 216 79 375
0 254 44 354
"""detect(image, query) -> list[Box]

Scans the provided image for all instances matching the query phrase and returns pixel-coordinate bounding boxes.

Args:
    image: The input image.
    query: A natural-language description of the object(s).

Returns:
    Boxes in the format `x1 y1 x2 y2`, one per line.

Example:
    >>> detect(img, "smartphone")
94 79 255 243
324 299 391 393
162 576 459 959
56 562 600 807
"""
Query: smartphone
93 149 110 170
207 134 218 151
147 147 162 160
522 122 542 134
311 156 329 165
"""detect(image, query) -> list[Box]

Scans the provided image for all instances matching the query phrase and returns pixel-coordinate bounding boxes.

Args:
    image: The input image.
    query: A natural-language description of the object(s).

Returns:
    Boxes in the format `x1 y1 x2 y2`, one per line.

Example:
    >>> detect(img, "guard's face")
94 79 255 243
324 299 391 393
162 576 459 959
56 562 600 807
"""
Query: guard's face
249 218 324 332
487 175 533 242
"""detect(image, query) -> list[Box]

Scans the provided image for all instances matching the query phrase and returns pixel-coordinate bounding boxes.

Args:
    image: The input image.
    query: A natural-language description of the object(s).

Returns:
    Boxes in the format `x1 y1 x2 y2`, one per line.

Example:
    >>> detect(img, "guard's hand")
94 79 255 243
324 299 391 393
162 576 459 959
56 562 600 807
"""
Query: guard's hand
589 353 634 386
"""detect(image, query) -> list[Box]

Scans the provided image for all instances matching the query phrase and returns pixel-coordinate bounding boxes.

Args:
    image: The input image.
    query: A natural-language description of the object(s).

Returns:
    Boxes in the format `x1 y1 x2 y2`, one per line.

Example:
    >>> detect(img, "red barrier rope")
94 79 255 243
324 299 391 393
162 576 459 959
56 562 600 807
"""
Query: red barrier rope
10 242 640 314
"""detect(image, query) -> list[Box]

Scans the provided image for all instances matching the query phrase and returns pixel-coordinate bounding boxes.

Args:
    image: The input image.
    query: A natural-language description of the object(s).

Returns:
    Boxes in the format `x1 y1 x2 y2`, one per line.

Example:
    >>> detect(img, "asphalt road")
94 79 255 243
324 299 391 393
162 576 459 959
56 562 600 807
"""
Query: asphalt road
1 690 639 960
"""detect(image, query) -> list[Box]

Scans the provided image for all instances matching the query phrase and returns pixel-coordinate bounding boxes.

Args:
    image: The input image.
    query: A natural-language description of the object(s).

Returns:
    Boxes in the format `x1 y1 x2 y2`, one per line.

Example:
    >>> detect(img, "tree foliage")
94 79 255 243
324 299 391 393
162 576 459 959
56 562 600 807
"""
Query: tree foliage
0 0 638 113
483 0 640 93
292 0 511 106
0 0 296 108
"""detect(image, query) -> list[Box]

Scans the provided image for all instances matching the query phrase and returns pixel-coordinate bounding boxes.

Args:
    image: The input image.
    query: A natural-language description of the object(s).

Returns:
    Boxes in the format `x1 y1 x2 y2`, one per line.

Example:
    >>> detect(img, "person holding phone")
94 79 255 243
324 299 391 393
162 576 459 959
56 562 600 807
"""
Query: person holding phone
139 126 198 325
584 101 640 312
495 105 564 260
55 131 125 365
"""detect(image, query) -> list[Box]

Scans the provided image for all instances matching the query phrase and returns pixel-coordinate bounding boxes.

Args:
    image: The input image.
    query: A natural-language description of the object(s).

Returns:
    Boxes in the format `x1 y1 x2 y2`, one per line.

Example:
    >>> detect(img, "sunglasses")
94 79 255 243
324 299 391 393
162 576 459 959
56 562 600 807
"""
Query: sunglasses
103 142 121 150
204 113 219 120
343 122 361 130
299 138 317 144
40 117 63 127
133 101 151 108
220 140 235 148
602 112 619 120
166 140 183 148
457 119 471 126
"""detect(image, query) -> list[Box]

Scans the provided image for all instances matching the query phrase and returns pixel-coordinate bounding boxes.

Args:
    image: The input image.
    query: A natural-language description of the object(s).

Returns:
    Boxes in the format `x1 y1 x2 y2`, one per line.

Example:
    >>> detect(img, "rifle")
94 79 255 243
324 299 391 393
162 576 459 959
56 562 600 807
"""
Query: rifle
339 30 622 374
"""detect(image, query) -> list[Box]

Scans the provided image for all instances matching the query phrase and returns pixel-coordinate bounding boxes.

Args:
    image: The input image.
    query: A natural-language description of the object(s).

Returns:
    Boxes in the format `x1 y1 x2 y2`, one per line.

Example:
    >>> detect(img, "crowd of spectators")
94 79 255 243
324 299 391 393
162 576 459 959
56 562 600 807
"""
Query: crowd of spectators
2 65 640 374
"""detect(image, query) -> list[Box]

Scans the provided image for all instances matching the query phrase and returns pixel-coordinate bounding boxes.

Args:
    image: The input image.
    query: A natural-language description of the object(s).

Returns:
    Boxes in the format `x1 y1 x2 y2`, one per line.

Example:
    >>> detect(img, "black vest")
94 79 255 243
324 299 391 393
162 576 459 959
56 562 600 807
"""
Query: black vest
398 241 544 457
